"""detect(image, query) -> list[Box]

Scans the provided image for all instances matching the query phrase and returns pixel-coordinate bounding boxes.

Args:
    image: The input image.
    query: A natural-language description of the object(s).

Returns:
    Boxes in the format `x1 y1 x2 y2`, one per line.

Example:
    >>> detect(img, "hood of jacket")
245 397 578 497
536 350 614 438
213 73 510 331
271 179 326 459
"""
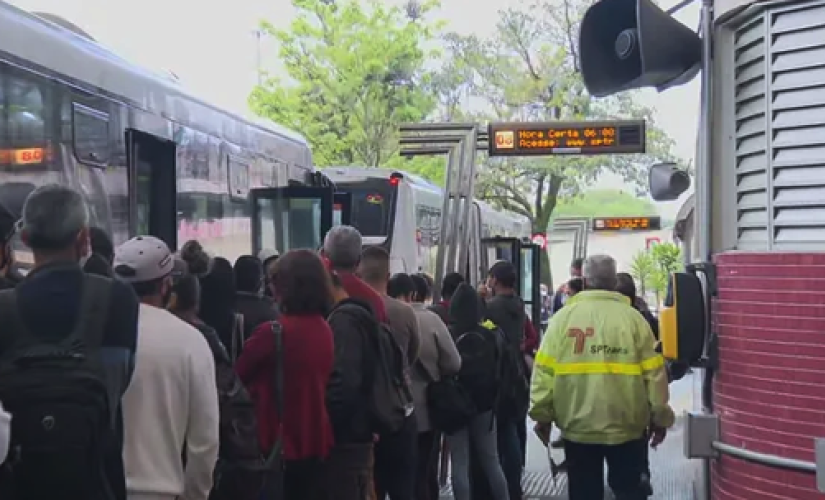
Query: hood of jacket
329 297 375 325
449 283 483 330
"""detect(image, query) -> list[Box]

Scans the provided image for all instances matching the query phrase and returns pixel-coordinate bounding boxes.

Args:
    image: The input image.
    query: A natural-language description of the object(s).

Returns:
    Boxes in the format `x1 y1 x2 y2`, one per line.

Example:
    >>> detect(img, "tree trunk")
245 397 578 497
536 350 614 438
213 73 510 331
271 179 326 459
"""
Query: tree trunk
540 248 553 289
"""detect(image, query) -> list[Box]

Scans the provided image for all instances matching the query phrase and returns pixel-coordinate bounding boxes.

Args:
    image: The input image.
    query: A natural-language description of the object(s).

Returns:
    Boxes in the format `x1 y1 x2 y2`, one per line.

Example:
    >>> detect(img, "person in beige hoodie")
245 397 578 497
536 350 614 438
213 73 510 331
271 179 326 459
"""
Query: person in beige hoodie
389 273 461 500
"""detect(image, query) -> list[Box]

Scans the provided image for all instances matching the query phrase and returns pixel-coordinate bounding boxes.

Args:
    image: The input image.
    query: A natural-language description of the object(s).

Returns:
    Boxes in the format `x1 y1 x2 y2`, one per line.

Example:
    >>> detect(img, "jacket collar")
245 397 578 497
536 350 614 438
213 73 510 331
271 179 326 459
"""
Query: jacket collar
567 290 631 306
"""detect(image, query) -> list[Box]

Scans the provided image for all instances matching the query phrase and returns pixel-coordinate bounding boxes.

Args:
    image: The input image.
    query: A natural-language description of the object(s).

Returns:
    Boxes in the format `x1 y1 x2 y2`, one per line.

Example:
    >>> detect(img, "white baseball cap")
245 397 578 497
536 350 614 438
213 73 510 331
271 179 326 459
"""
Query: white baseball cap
113 236 174 283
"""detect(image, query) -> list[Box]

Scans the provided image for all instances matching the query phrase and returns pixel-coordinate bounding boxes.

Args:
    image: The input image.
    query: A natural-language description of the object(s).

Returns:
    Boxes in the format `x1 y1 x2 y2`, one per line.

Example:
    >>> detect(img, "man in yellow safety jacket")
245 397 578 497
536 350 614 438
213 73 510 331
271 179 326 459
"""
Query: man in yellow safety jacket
529 254 674 500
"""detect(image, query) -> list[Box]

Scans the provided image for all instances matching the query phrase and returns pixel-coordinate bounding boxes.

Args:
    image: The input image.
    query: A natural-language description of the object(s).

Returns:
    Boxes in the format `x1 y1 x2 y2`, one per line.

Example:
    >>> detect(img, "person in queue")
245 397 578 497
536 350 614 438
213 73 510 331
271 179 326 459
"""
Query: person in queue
485 261 529 500
258 248 279 299
322 226 388 323
552 258 583 313
447 283 510 500
0 201 19 290
404 273 461 500
531 254 674 500
0 185 139 500
326 271 380 500
89 226 115 265
429 271 464 325
199 256 238 353
233 255 279 339
113 236 219 500
235 249 334 499
359 250 419 500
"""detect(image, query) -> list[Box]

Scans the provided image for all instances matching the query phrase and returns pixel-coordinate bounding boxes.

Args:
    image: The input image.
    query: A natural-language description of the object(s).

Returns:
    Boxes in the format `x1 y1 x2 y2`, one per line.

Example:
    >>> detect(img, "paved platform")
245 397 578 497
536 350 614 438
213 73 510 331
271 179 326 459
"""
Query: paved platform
440 373 699 499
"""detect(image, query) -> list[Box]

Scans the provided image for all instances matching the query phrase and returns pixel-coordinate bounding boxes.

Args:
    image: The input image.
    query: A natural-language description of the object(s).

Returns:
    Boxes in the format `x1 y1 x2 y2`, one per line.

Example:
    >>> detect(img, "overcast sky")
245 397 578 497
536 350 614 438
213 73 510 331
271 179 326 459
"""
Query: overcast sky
8 0 699 217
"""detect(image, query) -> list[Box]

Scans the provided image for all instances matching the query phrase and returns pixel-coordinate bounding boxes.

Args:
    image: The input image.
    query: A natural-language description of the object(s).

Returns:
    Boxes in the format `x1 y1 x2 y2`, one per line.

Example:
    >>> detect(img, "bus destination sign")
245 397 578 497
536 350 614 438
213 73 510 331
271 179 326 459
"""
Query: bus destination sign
592 216 662 232
488 120 646 157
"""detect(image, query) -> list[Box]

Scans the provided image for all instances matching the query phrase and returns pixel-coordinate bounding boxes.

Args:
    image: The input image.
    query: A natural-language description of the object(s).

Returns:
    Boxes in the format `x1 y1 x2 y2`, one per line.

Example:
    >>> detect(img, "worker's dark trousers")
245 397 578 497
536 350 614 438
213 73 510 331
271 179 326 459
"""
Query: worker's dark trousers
563 437 649 500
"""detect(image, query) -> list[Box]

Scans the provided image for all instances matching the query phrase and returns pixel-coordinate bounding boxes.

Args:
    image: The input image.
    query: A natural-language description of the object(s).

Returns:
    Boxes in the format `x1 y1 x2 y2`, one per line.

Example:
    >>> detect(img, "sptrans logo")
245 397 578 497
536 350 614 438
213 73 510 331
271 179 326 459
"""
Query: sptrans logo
494 130 515 149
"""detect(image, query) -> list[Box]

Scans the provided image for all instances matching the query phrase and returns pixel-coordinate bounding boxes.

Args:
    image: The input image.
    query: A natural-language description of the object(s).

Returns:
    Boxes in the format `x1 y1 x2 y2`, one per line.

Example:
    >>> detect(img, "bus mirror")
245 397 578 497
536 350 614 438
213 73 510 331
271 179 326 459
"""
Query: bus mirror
660 272 706 363
649 163 690 201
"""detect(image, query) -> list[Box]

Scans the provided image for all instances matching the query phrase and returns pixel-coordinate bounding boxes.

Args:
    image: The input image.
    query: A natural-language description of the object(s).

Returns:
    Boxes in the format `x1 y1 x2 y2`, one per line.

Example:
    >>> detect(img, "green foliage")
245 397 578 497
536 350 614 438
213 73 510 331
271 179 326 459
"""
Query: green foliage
631 242 683 306
552 189 658 221
249 0 443 167
430 0 684 283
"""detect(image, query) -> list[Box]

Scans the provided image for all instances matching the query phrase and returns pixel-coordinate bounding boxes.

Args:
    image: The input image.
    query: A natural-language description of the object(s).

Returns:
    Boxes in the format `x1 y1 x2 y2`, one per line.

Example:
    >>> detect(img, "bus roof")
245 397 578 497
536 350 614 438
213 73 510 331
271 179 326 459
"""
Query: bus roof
0 2 310 150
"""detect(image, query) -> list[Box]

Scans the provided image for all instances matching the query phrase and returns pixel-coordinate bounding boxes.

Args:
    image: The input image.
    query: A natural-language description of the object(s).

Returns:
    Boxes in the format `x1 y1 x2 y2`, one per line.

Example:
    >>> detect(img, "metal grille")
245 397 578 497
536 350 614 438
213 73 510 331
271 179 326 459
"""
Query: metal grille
733 14 769 250
768 2 825 250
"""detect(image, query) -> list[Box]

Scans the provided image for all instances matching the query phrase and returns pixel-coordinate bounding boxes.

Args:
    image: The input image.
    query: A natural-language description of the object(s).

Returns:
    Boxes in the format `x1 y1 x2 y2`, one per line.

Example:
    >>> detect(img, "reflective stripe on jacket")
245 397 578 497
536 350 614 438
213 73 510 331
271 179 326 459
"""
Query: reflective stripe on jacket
529 290 674 445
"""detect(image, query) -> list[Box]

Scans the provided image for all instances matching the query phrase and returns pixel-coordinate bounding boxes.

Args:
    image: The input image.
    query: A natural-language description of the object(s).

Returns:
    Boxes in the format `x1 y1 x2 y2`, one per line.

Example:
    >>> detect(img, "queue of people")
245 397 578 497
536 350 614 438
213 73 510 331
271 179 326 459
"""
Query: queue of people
0 183 674 500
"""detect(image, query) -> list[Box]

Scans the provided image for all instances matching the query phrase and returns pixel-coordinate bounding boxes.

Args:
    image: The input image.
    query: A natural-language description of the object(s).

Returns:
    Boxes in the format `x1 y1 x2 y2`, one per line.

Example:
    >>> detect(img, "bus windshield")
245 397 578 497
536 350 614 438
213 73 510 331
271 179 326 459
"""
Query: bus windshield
338 179 395 237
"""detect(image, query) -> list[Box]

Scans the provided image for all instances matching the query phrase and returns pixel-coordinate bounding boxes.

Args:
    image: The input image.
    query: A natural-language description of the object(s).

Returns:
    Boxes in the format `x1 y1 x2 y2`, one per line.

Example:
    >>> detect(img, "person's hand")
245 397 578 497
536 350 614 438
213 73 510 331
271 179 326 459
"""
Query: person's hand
478 284 490 299
649 425 667 449
534 422 551 447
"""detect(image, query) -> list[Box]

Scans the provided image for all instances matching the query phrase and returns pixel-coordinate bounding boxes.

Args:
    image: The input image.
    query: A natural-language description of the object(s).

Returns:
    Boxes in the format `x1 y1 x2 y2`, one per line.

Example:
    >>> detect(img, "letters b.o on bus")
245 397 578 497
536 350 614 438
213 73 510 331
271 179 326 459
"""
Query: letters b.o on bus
659 272 706 364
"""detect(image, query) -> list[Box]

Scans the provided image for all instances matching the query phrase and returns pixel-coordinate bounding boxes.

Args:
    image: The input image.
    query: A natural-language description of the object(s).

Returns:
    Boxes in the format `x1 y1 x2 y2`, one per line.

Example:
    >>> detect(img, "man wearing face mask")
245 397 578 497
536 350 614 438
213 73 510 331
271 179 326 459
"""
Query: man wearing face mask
0 185 139 500
114 236 219 500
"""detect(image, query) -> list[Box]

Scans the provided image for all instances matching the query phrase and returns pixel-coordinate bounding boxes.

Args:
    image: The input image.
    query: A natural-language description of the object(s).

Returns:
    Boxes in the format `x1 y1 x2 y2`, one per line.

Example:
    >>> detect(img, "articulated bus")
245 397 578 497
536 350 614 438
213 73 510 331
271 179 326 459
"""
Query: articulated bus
0 2 322 269
323 167 532 275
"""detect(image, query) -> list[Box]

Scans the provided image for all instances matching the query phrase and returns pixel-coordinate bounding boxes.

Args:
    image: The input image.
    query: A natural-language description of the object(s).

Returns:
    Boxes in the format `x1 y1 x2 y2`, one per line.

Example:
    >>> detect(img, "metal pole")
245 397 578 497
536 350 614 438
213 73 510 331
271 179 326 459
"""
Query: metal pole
696 0 713 263
433 147 459 302
457 129 479 275
400 123 479 133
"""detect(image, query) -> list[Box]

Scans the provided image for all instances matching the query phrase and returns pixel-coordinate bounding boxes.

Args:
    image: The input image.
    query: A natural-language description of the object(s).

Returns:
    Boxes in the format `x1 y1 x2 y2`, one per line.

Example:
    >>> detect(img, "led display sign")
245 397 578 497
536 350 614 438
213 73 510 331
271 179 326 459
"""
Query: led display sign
488 120 646 156
592 216 662 232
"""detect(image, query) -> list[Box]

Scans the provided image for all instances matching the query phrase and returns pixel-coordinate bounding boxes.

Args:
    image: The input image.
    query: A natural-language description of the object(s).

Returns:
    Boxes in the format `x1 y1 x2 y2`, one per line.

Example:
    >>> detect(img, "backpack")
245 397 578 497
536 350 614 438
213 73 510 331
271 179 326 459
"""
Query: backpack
454 325 501 413
328 303 412 436
0 274 112 500
208 321 283 500
494 326 530 421
416 347 476 435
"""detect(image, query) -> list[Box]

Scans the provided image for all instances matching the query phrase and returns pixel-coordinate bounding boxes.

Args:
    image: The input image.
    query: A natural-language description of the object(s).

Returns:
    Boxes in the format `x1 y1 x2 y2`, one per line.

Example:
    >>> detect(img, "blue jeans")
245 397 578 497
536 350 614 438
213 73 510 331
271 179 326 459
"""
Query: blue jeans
447 411 510 500
497 419 524 500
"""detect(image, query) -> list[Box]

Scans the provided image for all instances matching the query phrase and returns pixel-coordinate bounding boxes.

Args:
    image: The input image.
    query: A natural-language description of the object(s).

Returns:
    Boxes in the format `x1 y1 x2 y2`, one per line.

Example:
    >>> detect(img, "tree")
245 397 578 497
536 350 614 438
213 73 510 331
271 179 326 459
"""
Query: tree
249 0 443 168
432 0 682 284
552 189 659 219
631 242 683 308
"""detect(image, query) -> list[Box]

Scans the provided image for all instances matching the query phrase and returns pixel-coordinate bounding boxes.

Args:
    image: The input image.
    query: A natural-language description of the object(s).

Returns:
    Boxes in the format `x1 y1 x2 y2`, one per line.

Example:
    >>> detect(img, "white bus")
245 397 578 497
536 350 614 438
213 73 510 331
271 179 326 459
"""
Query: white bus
0 3 317 265
324 167 532 275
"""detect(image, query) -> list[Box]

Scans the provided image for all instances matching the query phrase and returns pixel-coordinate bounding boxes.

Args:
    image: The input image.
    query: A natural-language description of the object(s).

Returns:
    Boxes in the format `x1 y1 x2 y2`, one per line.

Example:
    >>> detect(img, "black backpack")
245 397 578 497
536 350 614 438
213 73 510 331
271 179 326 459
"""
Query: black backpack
416 352 476 434
329 305 413 436
494 327 530 421
454 325 501 413
0 274 112 500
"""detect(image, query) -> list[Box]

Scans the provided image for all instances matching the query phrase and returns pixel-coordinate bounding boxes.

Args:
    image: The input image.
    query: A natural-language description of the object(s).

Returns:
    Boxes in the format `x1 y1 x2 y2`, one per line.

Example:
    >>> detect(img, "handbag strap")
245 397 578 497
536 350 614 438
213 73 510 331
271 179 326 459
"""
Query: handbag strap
265 321 284 466
230 313 245 363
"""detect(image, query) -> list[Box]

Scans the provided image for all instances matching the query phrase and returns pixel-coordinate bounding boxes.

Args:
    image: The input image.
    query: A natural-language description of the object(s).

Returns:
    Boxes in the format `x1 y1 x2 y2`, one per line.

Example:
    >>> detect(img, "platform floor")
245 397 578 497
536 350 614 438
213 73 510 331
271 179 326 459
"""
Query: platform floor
439 373 699 499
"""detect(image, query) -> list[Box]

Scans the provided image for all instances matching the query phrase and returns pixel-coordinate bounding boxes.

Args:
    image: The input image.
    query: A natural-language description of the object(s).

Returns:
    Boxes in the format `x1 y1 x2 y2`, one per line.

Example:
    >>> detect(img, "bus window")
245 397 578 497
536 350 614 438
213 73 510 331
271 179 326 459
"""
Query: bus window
0 69 49 167
72 103 110 165
338 179 394 237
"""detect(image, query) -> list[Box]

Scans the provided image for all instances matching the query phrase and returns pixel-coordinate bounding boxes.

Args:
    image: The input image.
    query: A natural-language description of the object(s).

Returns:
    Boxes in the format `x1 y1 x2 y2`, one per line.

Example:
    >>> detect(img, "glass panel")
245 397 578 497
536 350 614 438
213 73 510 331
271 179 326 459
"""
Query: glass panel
521 247 534 303
333 202 343 227
336 179 393 237
255 194 324 254
72 104 110 165
135 158 151 236
257 196 277 252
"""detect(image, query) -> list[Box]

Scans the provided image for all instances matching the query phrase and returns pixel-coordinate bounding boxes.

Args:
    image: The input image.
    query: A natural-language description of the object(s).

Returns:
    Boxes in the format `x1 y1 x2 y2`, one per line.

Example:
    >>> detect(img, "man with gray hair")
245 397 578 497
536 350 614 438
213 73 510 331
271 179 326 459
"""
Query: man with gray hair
322 225 387 323
0 184 139 500
529 254 674 500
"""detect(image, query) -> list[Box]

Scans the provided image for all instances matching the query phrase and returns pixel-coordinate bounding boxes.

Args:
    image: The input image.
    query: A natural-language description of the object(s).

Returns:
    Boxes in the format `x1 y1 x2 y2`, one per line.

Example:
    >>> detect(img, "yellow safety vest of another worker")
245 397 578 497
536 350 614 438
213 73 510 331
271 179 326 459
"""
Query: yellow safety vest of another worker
529 290 675 445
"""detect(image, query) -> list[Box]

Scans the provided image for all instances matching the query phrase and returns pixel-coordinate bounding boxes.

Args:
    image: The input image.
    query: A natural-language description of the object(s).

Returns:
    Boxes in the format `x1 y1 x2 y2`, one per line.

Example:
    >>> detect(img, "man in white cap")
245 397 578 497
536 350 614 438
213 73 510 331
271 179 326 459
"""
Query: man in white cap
114 236 219 500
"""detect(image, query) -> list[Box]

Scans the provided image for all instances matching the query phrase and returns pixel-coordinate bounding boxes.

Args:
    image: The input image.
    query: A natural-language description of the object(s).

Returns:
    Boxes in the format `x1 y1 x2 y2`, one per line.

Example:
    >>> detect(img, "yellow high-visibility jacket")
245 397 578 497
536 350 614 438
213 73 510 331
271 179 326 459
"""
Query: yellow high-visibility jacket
529 290 675 445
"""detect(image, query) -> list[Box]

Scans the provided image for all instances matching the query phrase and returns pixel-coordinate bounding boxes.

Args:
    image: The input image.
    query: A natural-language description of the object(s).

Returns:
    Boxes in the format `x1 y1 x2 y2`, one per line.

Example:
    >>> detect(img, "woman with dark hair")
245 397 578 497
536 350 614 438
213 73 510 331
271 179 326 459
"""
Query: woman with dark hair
235 249 335 500
198 257 238 353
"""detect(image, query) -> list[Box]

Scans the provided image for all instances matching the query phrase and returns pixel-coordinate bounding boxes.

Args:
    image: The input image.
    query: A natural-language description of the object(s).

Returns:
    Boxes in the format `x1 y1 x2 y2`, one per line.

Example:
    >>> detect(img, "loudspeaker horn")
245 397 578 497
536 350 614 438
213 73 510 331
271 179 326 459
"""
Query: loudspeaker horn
579 0 702 98
649 162 691 201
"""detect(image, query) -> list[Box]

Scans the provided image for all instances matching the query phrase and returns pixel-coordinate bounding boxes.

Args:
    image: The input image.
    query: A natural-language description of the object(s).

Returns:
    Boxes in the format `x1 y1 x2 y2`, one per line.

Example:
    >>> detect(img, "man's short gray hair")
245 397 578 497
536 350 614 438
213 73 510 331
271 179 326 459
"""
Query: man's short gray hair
21 184 89 250
583 254 618 291
323 225 362 269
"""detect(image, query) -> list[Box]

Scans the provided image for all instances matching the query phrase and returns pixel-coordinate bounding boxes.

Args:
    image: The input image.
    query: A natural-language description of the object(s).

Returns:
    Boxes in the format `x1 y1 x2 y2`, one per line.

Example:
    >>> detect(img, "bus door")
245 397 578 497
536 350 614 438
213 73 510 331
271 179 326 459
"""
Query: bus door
520 242 543 332
126 129 178 249
479 237 522 289
333 192 353 227
249 186 334 256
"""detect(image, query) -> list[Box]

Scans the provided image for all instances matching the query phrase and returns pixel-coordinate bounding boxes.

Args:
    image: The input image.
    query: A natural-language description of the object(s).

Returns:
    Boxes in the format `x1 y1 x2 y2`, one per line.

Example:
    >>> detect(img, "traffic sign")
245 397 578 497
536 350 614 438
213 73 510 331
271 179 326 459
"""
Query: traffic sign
531 233 548 249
